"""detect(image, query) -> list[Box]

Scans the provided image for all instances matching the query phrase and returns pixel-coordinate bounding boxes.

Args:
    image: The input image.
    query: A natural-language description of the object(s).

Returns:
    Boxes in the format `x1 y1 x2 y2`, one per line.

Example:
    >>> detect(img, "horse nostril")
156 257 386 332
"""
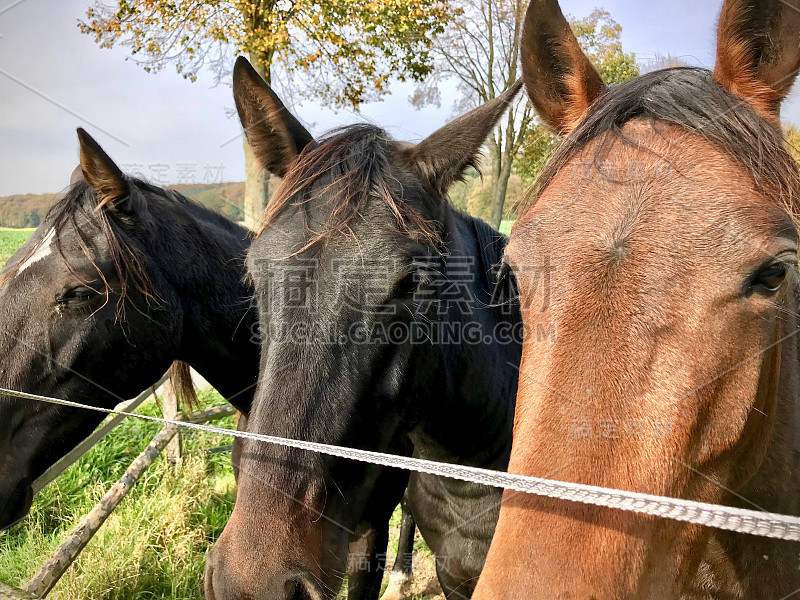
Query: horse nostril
202 563 215 600
285 579 315 600
284 580 297 600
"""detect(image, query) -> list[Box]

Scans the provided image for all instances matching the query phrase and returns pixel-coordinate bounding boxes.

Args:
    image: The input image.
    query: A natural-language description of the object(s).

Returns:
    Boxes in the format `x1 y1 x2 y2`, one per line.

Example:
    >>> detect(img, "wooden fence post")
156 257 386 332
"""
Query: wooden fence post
22 405 235 598
162 381 181 469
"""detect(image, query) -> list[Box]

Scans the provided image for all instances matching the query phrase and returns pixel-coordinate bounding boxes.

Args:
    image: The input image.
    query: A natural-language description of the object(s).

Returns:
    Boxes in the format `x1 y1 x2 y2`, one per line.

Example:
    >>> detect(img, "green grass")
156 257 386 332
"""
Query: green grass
0 389 238 600
499 220 514 236
0 228 34 266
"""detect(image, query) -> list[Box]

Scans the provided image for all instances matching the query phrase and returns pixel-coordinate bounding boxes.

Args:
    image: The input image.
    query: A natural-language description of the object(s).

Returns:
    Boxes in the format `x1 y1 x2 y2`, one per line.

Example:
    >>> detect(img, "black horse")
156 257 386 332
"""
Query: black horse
0 129 416 600
205 57 523 600
0 129 259 533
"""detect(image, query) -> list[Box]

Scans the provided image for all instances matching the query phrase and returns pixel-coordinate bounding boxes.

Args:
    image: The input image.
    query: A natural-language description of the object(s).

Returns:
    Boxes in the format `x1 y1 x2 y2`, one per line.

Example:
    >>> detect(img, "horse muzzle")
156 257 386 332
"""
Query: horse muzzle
204 541 329 600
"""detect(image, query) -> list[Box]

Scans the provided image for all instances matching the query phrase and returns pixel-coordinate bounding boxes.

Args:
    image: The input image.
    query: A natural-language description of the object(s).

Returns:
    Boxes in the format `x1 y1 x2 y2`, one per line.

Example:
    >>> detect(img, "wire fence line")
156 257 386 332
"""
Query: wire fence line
31 374 170 494
3 384 800 546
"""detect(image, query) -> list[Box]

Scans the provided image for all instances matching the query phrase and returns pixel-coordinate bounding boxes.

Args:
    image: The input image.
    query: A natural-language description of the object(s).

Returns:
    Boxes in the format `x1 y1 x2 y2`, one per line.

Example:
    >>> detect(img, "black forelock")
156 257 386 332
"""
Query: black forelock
48 179 156 309
2 177 231 310
259 123 442 252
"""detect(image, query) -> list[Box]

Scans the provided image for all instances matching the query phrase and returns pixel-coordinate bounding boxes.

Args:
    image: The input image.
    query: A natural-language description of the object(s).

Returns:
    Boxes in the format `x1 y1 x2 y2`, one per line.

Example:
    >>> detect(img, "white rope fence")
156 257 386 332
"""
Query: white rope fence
4 386 800 542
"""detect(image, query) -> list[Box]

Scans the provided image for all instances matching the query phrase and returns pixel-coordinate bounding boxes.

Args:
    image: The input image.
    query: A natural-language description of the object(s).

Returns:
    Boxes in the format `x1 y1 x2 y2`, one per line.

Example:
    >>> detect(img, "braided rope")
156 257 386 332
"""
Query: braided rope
4 386 800 542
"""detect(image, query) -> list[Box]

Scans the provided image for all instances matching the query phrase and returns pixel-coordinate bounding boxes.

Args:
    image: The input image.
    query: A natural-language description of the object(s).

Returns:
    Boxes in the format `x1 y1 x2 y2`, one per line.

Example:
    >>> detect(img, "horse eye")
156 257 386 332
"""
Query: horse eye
56 286 98 305
752 263 788 294
391 262 438 300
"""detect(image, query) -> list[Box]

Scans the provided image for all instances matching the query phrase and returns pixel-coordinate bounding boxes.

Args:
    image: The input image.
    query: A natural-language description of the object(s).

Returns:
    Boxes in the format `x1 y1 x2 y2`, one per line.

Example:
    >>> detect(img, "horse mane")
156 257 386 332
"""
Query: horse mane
167 360 198 413
257 124 441 252
1 180 157 311
525 67 800 220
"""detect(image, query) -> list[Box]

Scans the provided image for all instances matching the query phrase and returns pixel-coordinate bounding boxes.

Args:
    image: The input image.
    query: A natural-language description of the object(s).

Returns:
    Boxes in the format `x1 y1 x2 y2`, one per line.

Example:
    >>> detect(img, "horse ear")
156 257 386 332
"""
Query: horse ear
232 56 315 177
409 81 523 195
76 128 129 210
713 0 800 126
520 0 606 136
69 165 85 185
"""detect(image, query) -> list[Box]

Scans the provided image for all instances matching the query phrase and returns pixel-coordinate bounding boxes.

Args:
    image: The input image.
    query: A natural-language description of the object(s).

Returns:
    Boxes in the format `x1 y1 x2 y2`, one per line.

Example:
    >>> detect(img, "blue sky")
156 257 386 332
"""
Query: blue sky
1 0 799 196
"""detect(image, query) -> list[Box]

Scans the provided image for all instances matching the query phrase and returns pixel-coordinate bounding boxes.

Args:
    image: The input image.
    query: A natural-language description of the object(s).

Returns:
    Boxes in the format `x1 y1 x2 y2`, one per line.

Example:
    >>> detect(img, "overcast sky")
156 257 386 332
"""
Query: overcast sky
2 0 800 196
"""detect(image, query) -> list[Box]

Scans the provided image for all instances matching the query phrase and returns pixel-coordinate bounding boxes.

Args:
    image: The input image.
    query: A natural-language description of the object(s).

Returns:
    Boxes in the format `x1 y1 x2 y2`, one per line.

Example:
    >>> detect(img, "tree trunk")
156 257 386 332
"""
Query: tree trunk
488 111 517 231
489 154 513 231
485 135 501 229
243 53 272 230
243 141 269 229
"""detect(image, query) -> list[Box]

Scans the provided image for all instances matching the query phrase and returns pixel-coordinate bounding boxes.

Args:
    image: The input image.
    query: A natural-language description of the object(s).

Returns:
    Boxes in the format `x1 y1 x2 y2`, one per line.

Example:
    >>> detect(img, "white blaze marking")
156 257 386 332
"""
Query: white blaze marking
17 228 56 274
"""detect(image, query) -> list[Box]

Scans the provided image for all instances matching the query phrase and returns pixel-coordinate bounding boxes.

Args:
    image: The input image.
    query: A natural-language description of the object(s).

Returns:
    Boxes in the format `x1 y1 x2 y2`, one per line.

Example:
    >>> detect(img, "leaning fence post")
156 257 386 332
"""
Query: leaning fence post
162 381 182 469
22 405 236 598
24 422 181 597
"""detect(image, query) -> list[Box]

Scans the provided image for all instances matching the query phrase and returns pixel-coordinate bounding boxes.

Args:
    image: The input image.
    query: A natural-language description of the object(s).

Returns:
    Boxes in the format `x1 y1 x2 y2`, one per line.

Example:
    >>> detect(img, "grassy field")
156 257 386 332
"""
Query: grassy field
499 220 513 236
0 390 238 599
0 228 34 265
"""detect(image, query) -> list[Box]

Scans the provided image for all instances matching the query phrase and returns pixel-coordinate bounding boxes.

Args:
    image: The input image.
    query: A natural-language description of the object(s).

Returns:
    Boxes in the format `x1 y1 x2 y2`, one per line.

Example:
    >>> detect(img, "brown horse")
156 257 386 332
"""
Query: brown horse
474 0 800 598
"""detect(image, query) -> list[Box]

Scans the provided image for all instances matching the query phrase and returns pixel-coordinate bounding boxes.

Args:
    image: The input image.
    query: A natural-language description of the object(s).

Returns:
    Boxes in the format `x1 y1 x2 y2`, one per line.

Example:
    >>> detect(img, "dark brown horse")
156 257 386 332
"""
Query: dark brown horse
204 58 523 600
475 1 800 598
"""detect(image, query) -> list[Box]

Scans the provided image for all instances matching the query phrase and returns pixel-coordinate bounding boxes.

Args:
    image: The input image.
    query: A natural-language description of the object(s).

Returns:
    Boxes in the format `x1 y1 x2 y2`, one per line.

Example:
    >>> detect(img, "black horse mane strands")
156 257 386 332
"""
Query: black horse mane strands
258 124 441 253
1 180 157 314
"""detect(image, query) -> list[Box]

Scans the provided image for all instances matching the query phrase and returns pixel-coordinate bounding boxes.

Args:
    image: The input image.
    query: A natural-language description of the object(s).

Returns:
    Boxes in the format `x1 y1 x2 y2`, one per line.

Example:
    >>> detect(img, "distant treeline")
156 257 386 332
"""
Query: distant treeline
0 182 247 228
0 170 524 229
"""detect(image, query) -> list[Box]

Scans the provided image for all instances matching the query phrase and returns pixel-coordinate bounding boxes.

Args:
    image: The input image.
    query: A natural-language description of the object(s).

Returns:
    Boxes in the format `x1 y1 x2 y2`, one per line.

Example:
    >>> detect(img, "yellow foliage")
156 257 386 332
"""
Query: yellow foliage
467 174 524 222
786 124 800 164
79 0 455 108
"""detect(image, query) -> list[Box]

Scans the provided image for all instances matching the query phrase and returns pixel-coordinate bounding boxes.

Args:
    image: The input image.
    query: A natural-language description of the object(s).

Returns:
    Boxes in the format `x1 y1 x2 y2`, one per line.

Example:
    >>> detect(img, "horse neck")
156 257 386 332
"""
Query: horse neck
412 208 521 467
148 198 259 413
